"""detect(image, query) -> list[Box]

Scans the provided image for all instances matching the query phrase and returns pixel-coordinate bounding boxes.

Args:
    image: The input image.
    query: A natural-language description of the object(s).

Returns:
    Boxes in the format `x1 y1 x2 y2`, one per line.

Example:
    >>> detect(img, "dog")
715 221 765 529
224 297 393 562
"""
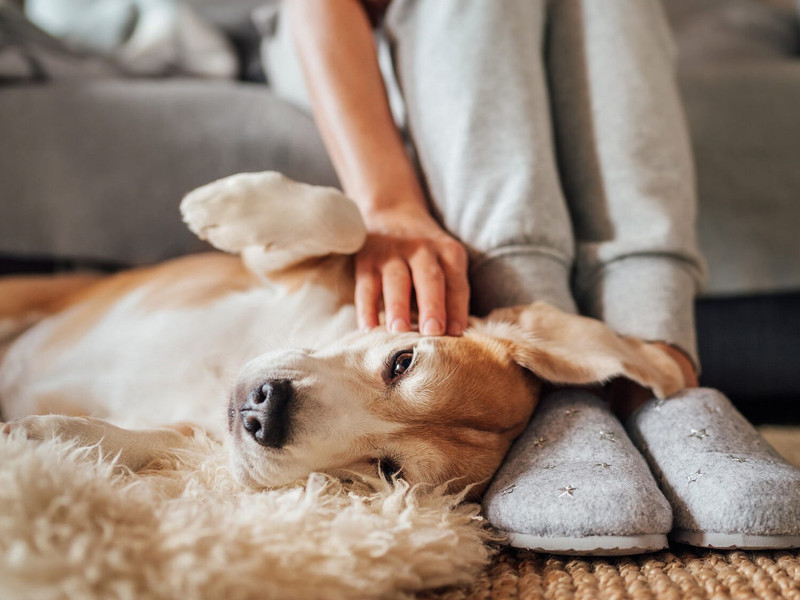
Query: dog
0 172 684 497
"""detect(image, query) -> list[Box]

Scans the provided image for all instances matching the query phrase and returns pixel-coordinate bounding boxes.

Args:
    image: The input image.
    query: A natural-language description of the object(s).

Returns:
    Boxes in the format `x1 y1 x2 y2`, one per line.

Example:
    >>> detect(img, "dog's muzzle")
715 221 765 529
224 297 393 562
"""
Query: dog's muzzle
239 379 294 448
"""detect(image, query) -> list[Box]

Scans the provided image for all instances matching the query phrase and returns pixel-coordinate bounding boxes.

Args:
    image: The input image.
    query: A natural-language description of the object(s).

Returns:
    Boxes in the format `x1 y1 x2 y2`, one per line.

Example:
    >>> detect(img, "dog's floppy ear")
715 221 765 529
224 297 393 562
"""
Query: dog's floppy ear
471 302 684 399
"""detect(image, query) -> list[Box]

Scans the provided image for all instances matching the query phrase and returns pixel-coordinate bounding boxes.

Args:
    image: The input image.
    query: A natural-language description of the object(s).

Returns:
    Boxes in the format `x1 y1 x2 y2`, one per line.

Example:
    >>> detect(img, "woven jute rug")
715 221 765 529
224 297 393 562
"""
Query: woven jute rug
424 545 800 599
423 426 800 600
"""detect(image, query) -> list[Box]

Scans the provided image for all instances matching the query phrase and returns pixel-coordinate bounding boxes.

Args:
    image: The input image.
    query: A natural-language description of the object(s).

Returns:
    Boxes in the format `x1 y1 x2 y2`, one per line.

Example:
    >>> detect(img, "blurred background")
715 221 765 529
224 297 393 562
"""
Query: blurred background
0 0 799 422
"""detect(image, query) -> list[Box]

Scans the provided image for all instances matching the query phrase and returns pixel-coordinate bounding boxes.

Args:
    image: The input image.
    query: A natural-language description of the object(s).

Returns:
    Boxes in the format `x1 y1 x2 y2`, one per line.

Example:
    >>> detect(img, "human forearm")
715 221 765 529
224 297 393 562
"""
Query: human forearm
287 0 427 221
287 0 470 337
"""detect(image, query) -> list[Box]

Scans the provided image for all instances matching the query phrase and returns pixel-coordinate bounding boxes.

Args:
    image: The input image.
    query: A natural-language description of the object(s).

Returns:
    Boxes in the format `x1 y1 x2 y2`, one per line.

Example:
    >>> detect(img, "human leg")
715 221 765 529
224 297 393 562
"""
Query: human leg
383 0 576 315
383 0 676 554
547 0 703 365
546 0 800 549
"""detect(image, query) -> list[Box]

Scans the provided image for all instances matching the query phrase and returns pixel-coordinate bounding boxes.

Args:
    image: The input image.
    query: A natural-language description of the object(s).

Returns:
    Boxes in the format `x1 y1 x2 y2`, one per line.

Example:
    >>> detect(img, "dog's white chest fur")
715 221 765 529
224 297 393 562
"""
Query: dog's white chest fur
0 281 356 434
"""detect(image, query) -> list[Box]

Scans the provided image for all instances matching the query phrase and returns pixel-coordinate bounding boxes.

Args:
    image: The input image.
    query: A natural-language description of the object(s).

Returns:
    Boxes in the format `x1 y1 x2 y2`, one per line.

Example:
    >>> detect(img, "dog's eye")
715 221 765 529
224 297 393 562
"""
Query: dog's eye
390 350 415 381
377 457 402 481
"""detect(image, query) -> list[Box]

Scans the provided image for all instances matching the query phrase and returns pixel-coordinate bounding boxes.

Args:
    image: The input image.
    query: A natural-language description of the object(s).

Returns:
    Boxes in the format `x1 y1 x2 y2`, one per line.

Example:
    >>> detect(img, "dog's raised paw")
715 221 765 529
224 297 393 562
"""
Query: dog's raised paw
180 172 366 261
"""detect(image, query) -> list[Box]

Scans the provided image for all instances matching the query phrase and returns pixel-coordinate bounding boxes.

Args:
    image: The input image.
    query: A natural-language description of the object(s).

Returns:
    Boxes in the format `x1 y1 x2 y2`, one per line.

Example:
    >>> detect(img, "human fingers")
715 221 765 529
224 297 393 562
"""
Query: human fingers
409 247 446 336
438 239 470 336
381 257 413 333
355 254 381 331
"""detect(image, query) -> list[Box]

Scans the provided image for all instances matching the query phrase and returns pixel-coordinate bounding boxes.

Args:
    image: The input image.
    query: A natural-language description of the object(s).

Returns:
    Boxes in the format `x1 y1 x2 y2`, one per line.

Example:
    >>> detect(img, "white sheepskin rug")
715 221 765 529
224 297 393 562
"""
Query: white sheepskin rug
0 432 496 599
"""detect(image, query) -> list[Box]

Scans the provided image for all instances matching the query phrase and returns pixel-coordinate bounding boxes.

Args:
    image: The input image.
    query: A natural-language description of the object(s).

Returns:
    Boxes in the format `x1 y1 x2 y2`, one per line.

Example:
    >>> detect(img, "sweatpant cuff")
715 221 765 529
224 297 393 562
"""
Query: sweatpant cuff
578 256 700 369
469 249 577 316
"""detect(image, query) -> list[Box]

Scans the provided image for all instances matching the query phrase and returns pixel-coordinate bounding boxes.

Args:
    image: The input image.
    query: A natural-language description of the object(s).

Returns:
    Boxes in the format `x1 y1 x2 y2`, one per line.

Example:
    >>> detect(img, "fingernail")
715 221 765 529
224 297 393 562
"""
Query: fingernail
422 318 444 336
448 322 464 336
390 318 409 333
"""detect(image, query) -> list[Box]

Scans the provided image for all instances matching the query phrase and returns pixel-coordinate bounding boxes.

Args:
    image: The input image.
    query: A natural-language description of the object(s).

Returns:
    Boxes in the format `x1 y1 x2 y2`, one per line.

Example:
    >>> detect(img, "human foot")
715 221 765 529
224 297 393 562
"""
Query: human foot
483 389 672 555
627 388 800 549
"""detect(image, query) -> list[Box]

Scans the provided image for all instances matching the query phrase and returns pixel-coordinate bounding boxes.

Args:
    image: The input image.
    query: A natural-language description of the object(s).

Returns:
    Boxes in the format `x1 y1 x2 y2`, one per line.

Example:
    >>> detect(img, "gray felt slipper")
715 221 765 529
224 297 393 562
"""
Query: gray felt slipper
627 388 800 550
483 389 672 556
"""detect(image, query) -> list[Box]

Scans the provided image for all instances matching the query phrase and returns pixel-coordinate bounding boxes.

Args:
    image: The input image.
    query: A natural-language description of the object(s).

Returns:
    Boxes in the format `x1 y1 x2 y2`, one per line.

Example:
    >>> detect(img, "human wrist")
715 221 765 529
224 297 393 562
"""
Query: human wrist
344 161 427 217
356 191 432 232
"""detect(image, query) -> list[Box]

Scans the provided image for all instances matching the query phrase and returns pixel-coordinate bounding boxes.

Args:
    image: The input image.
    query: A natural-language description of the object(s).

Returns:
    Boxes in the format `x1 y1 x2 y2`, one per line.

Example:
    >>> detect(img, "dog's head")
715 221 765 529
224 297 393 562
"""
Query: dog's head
228 302 683 497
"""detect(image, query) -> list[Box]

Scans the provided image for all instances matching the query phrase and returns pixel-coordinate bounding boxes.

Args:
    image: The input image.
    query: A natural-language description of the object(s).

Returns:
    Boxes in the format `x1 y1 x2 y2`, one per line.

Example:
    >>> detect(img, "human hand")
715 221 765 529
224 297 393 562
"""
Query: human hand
289 0 468 335
355 205 469 336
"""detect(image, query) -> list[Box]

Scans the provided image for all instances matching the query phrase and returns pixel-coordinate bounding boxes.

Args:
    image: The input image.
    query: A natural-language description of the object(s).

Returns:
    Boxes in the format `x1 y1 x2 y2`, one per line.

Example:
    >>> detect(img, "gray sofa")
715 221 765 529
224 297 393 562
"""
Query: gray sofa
666 0 800 418
1 0 799 420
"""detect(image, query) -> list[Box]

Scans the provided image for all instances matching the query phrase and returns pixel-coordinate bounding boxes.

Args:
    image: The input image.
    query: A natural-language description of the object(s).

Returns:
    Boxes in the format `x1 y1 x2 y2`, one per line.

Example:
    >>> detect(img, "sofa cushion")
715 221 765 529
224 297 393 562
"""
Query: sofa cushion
0 80 338 265
664 0 799 62
681 63 800 295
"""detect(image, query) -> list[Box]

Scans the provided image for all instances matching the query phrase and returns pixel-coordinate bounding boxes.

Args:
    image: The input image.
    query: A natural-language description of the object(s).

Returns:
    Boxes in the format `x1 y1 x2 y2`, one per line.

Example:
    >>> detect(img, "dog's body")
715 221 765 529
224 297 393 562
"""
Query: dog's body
1 252 354 432
0 173 684 495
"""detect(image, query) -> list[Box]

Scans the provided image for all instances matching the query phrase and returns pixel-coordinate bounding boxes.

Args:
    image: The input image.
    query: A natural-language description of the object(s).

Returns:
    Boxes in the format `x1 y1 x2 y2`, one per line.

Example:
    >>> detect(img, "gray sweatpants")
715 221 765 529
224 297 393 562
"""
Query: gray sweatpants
264 0 705 365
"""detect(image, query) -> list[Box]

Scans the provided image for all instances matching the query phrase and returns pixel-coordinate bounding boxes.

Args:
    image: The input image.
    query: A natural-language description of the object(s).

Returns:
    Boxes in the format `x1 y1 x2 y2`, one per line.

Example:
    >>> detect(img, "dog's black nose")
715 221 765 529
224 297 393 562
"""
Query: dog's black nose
240 379 293 448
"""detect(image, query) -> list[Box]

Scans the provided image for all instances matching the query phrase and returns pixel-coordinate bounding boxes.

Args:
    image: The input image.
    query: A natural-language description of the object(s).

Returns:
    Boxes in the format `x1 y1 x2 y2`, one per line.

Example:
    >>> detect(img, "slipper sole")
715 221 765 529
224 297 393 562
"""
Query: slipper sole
503 531 668 556
672 530 800 550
